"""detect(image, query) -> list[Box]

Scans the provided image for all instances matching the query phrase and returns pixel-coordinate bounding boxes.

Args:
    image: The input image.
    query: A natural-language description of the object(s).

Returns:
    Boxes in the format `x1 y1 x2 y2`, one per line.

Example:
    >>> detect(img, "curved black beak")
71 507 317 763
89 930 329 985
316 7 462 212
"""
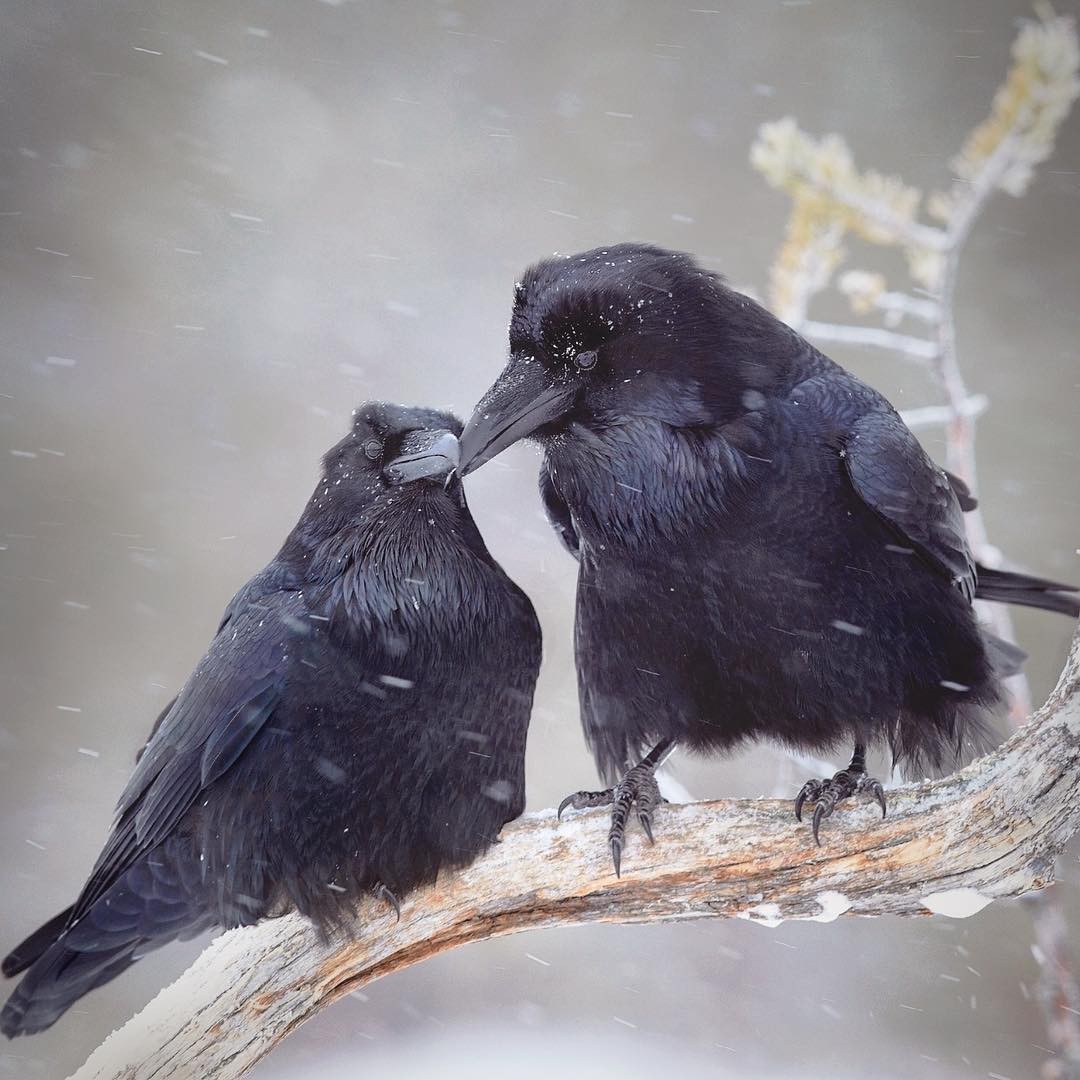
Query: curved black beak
384 430 461 484
458 355 575 475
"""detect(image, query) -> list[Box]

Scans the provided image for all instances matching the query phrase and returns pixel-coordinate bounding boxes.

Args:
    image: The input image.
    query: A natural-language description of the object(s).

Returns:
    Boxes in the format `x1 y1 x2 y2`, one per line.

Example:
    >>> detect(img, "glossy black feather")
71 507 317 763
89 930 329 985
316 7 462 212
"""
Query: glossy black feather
540 462 580 558
2 402 540 1037
467 243 1075 789
841 409 975 600
0 909 73 979
974 566 1079 616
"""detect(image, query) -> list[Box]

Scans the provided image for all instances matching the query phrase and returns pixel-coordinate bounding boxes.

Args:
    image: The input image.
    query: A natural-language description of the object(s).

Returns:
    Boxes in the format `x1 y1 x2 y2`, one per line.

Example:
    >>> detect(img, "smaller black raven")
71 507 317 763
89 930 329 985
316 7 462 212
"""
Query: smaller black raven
2 402 541 1037
458 242 1077 871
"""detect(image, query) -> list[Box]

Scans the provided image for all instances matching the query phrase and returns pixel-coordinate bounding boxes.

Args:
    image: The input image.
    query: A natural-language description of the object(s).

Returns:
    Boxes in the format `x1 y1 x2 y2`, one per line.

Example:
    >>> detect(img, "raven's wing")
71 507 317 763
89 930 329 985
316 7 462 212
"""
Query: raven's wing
215 559 299 633
842 409 976 600
71 595 300 921
540 463 580 558
944 469 978 512
137 561 299 759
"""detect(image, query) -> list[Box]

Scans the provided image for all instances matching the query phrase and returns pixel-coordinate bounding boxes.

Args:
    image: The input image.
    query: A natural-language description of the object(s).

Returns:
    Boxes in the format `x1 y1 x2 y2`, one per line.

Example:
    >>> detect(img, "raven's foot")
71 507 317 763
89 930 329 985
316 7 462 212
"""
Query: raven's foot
794 768 886 845
557 740 672 877
372 882 401 922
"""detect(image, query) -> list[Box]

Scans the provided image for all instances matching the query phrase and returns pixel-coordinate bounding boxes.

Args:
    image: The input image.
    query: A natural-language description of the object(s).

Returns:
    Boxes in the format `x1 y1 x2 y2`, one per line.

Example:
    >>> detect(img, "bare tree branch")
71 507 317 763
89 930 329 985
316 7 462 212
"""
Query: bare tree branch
871 289 941 326
791 174 951 252
69 628 1080 1080
899 394 989 430
799 319 939 361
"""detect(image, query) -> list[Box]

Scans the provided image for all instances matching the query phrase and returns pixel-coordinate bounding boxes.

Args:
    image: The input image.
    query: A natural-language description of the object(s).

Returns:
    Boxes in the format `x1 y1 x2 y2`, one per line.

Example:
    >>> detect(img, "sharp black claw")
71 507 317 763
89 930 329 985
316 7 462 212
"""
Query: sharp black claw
562 743 671 875
610 835 623 878
557 787 617 822
797 763 886 844
794 779 823 823
374 883 401 923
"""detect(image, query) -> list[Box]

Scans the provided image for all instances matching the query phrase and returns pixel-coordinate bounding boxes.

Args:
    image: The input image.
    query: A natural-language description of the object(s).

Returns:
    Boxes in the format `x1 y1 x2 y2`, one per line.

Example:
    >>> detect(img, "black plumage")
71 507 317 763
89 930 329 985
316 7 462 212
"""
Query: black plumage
2 402 541 1037
458 243 1077 866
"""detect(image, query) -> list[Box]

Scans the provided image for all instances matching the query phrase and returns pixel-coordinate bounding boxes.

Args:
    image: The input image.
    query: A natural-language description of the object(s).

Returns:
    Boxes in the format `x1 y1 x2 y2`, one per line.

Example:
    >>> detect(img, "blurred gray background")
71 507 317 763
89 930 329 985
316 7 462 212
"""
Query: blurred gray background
1 1 1078 1077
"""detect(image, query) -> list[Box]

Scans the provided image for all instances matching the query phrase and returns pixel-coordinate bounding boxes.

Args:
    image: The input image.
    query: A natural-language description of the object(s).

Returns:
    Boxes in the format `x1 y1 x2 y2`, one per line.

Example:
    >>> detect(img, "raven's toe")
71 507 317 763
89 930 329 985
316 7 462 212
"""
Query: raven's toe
794 768 887 845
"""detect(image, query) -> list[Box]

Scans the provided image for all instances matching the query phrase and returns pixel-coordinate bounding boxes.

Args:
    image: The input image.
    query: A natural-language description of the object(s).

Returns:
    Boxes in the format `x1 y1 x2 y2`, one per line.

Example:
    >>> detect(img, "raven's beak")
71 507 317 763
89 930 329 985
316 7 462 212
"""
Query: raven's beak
384 430 461 484
458 355 575 475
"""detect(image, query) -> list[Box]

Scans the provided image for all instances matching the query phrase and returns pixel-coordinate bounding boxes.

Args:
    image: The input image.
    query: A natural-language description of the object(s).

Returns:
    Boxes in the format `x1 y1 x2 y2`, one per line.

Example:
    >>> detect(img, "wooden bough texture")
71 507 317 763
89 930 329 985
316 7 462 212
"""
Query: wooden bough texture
70 628 1080 1080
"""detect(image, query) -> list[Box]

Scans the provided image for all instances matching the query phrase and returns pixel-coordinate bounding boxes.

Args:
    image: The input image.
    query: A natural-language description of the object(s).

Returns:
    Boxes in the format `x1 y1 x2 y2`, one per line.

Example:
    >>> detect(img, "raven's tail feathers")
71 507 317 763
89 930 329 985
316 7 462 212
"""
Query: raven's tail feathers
984 633 1029 679
2 841 212 1037
2 907 74 979
974 565 1079 618
1 934 140 1038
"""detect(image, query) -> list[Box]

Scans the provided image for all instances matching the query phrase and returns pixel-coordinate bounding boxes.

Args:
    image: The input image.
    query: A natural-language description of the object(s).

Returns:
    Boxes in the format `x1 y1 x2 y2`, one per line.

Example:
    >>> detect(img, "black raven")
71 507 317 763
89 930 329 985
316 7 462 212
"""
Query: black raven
458 243 1077 870
2 402 541 1036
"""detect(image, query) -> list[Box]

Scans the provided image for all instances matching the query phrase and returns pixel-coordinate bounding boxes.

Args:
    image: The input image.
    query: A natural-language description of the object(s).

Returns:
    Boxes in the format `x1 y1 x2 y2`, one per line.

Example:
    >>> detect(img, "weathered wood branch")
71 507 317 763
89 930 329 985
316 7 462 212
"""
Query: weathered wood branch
70 628 1080 1080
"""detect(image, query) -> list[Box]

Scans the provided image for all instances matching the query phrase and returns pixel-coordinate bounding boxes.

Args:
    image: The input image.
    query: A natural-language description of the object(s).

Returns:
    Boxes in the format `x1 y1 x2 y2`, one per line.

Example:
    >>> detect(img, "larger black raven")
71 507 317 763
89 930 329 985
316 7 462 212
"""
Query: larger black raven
458 243 1077 870
2 402 541 1036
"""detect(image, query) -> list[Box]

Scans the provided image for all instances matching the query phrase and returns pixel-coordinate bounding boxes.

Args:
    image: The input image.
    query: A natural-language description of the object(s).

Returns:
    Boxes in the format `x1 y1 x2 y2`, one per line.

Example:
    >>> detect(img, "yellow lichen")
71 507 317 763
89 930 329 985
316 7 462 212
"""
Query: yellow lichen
750 11 1078 316
750 118 921 250
950 13 1079 198
837 271 887 315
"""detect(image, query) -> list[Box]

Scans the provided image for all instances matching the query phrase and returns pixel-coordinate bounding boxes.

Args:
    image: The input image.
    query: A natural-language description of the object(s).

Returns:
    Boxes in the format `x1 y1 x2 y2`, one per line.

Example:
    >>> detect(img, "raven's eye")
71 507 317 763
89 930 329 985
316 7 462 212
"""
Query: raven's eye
363 438 383 461
575 349 598 370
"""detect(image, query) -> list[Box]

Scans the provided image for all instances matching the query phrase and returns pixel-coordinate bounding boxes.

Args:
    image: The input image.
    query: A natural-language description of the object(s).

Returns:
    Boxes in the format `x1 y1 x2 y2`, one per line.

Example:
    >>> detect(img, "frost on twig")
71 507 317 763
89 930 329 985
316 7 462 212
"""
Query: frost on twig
933 5 1080 226
837 272 940 325
798 320 938 362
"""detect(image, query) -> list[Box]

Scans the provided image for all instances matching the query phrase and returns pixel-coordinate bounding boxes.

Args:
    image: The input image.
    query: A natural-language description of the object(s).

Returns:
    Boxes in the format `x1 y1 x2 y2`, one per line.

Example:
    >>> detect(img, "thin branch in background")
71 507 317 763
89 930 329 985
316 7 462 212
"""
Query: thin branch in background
900 394 989 431
798 320 938 361
749 9 1080 1076
837 272 941 325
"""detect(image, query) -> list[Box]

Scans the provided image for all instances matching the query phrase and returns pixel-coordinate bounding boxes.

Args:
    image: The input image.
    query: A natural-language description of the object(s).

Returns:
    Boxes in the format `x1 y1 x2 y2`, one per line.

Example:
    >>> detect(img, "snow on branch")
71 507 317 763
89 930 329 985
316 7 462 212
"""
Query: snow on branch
68 629 1080 1080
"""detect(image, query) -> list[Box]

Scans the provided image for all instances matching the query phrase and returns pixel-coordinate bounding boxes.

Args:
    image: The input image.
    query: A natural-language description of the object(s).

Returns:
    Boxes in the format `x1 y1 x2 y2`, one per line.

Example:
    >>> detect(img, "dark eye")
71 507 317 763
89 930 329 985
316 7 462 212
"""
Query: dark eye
575 349 598 370
363 438 382 461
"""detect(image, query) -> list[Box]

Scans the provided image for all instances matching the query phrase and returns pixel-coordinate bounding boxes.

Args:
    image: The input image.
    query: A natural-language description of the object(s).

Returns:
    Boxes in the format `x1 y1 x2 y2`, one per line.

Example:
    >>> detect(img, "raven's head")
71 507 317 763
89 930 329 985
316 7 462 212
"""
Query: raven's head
298 402 465 545
286 404 515 626
327 400 461 487
458 243 796 473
